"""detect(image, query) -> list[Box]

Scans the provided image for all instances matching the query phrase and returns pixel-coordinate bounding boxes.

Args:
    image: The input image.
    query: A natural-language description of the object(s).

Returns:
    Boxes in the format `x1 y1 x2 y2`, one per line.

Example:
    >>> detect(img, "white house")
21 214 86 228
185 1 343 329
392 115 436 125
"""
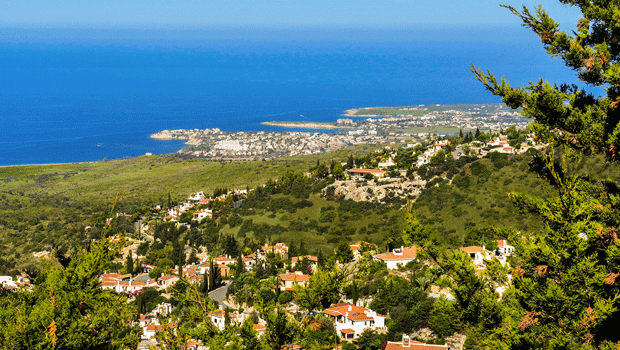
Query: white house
497 240 515 256
192 209 212 221
188 191 205 201
378 157 396 169
460 246 493 269
373 246 419 270
209 309 246 331
0 276 16 288
322 303 385 340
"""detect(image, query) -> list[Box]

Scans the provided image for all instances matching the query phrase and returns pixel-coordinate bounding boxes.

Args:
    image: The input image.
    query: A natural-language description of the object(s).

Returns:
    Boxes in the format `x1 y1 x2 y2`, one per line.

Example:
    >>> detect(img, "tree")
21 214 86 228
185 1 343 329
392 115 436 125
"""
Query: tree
335 239 354 263
314 163 329 179
332 163 344 180
435 1 620 348
236 254 245 276
209 259 222 291
317 249 325 268
125 251 134 276
472 3 620 160
293 267 343 319
0 234 139 348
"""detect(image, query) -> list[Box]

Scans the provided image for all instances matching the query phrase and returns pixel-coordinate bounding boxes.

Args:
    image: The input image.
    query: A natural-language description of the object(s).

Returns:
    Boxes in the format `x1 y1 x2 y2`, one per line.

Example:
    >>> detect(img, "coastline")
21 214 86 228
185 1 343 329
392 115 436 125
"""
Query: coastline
260 121 352 129
0 161 100 168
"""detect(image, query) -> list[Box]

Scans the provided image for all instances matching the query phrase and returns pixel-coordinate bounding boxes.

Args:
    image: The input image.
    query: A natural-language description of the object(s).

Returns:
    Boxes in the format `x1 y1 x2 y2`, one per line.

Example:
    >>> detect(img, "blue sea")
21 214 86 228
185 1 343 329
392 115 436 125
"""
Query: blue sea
0 26 583 166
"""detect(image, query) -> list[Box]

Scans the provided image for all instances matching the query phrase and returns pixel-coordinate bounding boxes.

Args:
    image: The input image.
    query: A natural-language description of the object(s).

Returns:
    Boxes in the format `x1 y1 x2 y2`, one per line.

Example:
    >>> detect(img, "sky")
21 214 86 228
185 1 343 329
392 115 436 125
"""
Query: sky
0 0 582 29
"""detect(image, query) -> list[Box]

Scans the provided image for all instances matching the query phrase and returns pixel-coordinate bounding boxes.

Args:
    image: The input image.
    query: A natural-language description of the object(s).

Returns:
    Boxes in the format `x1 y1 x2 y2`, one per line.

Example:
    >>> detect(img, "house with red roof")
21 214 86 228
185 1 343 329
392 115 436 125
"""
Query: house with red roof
460 246 492 267
497 240 515 256
157 275 180 289
373 246 420 270
322 303 385 340
253 324 266 337
350 241 373 259
279 271 310 291
192 209 212 221
291 255 318 271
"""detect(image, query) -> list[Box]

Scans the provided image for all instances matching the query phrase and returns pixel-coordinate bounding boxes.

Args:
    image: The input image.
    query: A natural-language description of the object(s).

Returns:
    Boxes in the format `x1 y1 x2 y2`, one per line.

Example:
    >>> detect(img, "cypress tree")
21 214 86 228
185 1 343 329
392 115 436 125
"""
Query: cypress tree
236 254 244 276
125 251 134 275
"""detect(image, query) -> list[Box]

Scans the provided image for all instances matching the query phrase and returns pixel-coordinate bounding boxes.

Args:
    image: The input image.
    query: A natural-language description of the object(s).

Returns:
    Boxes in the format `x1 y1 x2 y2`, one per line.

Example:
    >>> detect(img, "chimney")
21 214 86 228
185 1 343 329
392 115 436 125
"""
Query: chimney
403 334 411 347
348 305 352 311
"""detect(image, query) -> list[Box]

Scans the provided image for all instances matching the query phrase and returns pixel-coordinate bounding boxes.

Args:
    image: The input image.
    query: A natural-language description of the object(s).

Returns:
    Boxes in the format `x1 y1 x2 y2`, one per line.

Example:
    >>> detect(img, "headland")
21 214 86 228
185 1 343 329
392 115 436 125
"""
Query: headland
150 103 527 161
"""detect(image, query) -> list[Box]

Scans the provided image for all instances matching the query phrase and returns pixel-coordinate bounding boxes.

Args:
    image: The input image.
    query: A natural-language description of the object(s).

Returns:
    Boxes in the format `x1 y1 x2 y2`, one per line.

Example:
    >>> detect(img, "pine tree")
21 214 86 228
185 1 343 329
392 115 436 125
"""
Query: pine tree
404 1 620 348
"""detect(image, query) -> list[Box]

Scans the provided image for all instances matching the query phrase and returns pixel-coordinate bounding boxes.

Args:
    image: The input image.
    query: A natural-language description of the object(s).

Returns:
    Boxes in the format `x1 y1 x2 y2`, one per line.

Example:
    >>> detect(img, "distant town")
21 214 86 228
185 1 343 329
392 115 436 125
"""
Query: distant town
150 104 528 160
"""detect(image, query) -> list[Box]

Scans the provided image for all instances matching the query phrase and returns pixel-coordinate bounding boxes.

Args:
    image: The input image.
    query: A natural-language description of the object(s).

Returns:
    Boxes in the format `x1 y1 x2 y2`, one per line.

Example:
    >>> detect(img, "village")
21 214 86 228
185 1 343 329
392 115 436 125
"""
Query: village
1 169 517 349
1 129 534 349
150 103 530 161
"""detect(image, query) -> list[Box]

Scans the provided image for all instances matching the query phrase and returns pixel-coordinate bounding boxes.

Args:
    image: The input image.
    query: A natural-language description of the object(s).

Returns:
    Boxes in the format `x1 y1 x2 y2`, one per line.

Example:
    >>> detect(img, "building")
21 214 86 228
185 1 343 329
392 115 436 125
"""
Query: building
291 255 318 271
378 157 396 169
279 271 310 291
373 246 420 269
322 303 385 340
497 240 515 256
346 168 386 178
192 209 212 221
385 335 449 350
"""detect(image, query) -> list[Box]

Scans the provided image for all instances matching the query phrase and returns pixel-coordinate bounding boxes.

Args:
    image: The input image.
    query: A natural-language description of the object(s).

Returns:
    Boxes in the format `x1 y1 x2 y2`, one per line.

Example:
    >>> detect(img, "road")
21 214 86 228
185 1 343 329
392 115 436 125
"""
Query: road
208 281 232 309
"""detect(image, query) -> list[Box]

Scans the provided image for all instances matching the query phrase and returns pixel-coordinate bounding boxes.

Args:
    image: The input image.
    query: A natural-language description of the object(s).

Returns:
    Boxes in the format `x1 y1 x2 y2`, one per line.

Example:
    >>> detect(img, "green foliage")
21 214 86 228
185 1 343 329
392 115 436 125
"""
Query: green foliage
149 267 163 279
299 314 338 350
356 329 386 350
335 239 354 263
278 290 293 304
294 267 343 317
341 341 357 350
0 234 139 349
124 251 134 276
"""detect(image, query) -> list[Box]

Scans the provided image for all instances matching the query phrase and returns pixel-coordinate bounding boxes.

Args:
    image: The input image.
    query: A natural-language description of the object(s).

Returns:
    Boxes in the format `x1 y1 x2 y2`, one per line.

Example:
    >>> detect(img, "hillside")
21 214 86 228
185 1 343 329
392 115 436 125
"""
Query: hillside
2 142 618 275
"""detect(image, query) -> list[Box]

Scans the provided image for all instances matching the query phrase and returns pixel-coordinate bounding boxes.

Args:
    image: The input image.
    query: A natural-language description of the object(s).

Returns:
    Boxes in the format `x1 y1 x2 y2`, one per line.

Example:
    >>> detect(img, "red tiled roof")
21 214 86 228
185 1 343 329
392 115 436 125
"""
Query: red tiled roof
460 246 483 253
279 273 310 282
374 246 418 261
291 255 318 263
348 168 386 174
341 328 355 334
348 313 374 321
209 309 225 317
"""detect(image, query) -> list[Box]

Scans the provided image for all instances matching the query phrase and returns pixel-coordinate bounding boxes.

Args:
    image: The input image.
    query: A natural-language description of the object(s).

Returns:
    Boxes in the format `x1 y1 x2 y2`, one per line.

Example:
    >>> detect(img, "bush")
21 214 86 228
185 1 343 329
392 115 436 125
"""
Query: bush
149 267 163 279
278 290 293 304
